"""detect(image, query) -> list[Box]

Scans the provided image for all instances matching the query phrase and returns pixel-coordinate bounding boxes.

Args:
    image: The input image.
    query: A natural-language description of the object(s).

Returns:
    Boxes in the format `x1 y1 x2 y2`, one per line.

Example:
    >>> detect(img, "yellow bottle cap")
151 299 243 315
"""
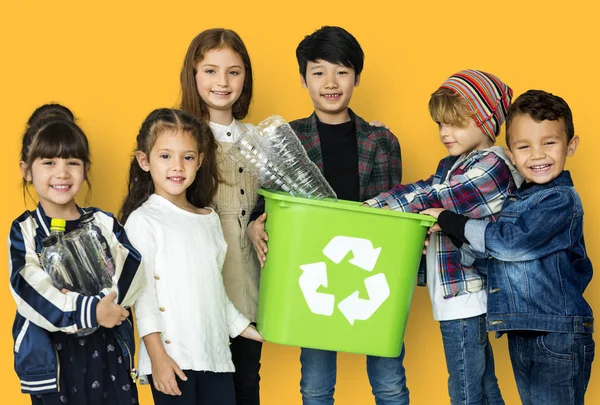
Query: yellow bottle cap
50 218 66 231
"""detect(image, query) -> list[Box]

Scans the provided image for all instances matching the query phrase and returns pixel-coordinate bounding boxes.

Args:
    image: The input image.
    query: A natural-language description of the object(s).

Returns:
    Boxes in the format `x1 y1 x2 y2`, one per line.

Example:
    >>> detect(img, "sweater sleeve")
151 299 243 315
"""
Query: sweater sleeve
225 296 251 338
125 213 164 338
97 212 145 308
380 151 513 217
7 218 105 333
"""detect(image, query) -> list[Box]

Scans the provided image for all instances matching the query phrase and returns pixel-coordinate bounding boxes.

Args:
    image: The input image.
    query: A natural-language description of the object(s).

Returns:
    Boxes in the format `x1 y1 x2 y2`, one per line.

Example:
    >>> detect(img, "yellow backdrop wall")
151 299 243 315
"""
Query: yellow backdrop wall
1 1 598 404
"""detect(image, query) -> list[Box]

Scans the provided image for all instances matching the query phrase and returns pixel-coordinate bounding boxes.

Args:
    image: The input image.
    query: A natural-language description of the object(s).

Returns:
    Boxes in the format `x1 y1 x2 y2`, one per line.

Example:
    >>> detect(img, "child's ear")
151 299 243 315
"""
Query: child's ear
197 152 205 170
135 151 150 172
567 135 580 157
504 146 516 166
19 161 32 182
300 74 307 88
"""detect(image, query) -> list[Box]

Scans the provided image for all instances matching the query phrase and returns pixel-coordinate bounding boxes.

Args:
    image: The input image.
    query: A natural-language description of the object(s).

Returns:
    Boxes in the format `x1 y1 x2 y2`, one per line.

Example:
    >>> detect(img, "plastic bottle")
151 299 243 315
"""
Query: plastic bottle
63 213 114 295
229 115 336 200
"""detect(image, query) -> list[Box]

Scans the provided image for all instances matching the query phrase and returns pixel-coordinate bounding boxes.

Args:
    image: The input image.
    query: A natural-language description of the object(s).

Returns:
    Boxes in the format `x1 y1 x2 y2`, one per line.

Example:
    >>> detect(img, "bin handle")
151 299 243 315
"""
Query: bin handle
420 220 435 227
278 201 291 208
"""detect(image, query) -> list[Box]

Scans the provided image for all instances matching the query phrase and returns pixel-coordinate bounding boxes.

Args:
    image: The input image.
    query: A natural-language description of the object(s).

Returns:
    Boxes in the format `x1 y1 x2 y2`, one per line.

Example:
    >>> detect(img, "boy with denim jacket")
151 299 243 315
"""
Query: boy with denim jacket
366 70 522 404
423 90 594 405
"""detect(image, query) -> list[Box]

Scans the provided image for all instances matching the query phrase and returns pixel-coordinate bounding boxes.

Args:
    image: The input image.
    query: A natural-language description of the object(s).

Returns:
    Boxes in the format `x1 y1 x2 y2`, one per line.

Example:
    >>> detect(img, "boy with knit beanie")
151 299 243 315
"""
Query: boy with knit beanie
365 69 523 404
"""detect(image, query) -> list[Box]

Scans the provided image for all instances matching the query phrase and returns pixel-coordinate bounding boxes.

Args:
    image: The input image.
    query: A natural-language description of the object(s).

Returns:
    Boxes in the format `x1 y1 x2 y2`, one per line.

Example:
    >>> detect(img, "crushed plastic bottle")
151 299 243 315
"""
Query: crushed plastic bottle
229 115 336 200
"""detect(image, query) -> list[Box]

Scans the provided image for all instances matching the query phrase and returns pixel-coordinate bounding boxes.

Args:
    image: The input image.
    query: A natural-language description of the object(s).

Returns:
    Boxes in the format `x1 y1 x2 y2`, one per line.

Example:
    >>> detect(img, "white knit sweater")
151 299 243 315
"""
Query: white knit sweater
125 194 250 377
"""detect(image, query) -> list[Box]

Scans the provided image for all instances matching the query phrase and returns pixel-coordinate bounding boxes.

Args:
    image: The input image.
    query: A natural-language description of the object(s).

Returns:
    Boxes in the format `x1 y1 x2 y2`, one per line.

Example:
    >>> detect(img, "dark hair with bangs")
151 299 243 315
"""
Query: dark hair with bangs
119 108 220 223
20 104 92 204
180 28 253 124
296 26 364 82
505 89 575 149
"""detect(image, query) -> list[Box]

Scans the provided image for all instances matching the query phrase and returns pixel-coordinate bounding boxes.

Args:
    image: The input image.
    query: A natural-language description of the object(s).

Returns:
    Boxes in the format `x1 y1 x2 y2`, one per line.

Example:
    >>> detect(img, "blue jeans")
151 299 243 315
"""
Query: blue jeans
507 331 595 405
439 314 504 405
299 344 409 405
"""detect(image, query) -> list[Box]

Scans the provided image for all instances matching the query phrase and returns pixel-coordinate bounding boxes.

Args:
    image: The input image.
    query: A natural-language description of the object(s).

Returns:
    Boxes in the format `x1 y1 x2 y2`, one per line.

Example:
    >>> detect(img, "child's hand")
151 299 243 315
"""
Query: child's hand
420 208 446 219
421 225 441 254
96 291 129 328
151 353 187 396
240 324 264 342
382 204 392 210
369 120 390 130
247 213 268 268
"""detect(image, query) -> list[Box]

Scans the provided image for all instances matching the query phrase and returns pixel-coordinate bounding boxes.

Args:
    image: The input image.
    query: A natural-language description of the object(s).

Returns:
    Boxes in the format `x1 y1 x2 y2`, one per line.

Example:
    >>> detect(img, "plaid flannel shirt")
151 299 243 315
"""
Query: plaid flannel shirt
290 109 402 200
249 109 402 221
365 146 521 298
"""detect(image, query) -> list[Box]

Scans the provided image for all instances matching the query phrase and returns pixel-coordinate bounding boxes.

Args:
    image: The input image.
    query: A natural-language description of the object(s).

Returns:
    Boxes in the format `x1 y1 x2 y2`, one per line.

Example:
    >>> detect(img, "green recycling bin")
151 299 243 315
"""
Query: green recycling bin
256 189 436 357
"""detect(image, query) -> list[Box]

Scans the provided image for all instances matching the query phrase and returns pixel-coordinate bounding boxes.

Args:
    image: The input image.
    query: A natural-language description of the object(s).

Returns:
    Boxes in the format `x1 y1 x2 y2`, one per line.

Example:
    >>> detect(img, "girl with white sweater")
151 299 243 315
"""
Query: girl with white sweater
119 108 262 405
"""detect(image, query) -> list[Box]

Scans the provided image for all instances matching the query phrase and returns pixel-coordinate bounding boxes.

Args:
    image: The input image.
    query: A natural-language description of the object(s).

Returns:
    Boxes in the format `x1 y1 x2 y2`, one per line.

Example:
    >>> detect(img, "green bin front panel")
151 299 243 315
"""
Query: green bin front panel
256 190 435 358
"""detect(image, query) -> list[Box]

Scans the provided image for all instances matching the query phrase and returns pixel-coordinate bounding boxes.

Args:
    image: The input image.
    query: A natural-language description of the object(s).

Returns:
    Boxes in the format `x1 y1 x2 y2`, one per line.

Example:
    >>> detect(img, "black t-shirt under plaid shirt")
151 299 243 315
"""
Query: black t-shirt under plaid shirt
317 117 360 201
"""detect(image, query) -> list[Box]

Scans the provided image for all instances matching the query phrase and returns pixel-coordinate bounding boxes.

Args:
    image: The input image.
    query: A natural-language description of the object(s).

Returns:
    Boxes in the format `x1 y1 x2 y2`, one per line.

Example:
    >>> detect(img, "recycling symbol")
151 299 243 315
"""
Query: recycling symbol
299 236 390 325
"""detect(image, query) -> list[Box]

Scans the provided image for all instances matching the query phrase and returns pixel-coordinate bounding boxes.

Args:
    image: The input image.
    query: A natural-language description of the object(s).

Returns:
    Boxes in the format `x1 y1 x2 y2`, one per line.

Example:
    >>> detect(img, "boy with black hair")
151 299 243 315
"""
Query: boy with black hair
248 26 406 405
423 90 594 405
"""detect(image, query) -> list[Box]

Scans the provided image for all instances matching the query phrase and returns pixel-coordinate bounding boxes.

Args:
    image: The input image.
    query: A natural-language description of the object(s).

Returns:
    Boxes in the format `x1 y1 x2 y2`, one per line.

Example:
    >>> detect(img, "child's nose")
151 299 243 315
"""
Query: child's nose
55 162 70 177
217 71 228 86
439 124 451 137
531 145 546 159
324 73 337 88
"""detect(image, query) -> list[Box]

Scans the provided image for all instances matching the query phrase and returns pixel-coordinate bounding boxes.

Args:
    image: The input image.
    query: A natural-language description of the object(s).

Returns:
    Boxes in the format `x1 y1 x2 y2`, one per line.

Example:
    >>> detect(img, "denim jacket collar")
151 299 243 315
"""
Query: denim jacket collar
516 170 573 198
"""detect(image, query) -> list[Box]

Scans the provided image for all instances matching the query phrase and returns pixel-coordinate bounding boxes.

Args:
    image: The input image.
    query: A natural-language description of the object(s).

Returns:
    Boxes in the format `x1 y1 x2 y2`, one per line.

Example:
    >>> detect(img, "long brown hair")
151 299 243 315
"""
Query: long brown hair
180 28 253 124
119 108 220 223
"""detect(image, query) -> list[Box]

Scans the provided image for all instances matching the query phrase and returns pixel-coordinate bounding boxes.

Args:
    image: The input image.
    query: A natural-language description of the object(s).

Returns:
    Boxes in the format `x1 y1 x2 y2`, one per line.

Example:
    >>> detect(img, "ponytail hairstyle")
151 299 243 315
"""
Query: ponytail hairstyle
119 108 220 223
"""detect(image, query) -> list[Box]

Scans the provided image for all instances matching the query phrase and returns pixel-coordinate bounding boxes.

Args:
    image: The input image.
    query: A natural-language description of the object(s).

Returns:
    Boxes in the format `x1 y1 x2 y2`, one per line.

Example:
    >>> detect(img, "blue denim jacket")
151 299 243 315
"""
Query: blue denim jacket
463 171 594 334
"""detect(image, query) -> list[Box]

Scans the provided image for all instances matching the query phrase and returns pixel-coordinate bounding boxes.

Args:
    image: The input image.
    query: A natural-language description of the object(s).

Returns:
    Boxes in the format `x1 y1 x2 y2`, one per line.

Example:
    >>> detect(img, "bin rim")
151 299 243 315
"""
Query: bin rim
258 189 437 225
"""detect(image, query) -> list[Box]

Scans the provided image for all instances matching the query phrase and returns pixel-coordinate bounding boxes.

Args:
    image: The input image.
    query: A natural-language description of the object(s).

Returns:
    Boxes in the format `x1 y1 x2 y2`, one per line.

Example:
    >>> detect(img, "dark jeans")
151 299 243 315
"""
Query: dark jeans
230 331 263 405
507 331 595 405
149 370 235 405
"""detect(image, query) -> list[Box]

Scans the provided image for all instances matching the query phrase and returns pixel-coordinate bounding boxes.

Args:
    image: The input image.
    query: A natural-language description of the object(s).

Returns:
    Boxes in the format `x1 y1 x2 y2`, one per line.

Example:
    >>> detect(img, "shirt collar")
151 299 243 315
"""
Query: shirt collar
516 170 574 197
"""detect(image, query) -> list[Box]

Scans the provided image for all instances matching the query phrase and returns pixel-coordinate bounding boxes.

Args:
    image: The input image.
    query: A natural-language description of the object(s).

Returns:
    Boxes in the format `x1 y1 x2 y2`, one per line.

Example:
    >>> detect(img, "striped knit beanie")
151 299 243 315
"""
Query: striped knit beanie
440 69 513 142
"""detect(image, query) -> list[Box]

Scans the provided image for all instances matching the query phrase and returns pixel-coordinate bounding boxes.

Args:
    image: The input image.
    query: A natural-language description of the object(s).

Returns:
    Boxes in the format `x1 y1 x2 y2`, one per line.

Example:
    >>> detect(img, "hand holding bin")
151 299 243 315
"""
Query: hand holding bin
229 115 337 200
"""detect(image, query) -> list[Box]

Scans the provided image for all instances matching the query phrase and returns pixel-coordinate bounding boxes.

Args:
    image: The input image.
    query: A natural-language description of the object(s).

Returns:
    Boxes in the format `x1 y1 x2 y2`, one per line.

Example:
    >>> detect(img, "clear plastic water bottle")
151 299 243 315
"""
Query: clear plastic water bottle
41 233 80 293
63 213 114 295
41 218 101 336
229 115 337 200
49 218 66 239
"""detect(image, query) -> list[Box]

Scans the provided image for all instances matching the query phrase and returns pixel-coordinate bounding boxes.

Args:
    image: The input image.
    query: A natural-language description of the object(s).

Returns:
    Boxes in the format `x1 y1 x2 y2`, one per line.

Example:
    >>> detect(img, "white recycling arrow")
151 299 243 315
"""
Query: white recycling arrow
322 236 382 271
299 262 335 316
337 273 390 325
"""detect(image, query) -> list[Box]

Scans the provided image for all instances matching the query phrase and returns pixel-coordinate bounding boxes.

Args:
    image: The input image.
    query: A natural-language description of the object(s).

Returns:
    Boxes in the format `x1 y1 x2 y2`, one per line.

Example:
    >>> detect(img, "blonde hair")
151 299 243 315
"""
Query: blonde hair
428 88 474 127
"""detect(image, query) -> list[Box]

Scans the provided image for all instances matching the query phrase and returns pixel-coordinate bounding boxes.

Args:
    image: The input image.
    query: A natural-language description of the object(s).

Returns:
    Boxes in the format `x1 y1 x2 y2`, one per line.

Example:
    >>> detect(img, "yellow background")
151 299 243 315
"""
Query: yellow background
1 1 598 403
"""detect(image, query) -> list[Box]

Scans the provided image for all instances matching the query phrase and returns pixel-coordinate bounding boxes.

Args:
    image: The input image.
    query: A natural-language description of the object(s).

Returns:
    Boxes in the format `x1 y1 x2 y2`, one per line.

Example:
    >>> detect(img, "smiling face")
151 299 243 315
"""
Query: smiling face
301 59 359 124
22 157 85 218
136 130 204 207
194 47 245 123
506 113 579 184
